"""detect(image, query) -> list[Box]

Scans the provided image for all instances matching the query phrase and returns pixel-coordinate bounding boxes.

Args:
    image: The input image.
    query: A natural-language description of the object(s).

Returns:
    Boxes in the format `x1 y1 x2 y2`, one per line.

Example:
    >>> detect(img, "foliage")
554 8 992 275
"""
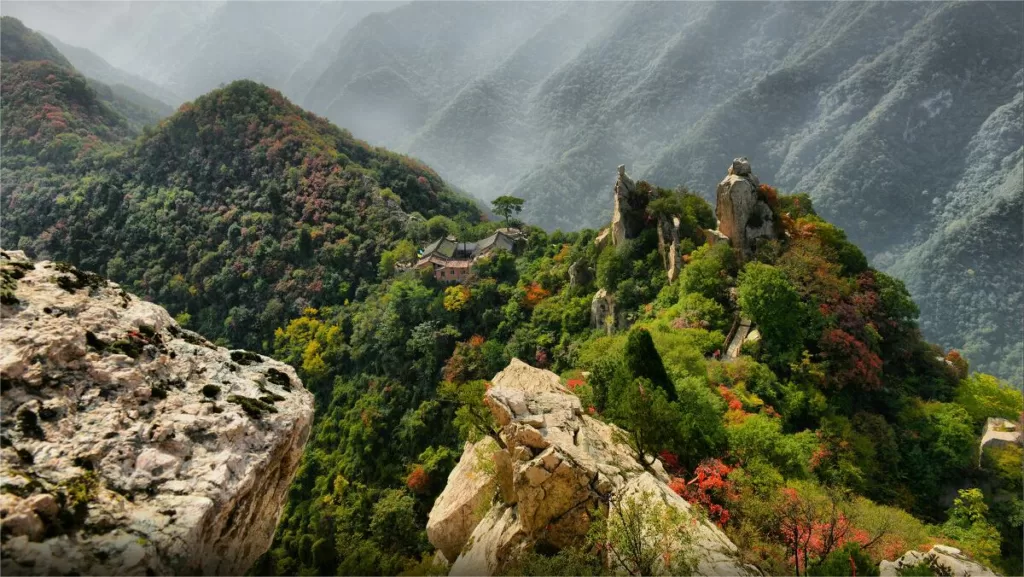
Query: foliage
622 327 675 402
595 490 697 576
491 195 525 227
737 263 805 367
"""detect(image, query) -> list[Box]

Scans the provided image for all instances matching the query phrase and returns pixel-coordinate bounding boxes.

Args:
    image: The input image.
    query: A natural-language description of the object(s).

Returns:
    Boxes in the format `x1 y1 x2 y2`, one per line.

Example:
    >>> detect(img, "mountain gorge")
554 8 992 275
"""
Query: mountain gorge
5 1 1021 379
301 1 1024 381
1 9 1023 577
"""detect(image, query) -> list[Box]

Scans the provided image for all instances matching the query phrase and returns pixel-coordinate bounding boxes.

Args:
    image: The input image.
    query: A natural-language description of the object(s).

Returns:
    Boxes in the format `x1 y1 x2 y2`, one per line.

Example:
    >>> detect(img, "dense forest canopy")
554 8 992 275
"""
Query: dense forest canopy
1 15 1021 577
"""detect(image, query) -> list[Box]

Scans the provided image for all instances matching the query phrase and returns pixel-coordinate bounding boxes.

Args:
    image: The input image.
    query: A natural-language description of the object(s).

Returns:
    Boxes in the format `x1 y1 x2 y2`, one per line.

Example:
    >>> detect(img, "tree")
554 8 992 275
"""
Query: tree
616 378 680 467
594 489 697 576
943 488 1001 566
737 263 806 367
437 379 505 449
491 195 525 228
623 327 676 402
673 377 727 470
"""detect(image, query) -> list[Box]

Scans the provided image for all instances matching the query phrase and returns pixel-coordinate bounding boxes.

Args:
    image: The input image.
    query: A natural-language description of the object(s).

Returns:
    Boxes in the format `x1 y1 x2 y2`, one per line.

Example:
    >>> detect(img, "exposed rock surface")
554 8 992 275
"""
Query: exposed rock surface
430 359 754 576
879 545 997 577
610 165 649 246
657 215 683 284
0 251 314 576
590 289 628 334
426 438 499 563
714 157 776 258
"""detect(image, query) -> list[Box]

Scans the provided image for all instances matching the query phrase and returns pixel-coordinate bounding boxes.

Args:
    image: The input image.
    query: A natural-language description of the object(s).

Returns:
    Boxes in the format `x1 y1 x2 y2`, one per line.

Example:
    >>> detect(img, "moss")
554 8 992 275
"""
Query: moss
108 338 144 359
265 367 292 391
52 262 105 293
0 258 30 305
230 350 263 365
58 471 100 533
259 394 284 405
137 324 157 339
201 384 221 398
228 394 278 419
85 331 107 351
150 384 168 400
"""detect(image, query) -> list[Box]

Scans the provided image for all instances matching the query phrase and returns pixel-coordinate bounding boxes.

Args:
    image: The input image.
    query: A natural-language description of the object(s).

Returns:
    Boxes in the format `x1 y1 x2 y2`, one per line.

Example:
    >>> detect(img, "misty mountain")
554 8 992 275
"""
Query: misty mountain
299 1 1023 380
1 1 395 102
43 33 180 108
0 16 164 133
0 1 1019 379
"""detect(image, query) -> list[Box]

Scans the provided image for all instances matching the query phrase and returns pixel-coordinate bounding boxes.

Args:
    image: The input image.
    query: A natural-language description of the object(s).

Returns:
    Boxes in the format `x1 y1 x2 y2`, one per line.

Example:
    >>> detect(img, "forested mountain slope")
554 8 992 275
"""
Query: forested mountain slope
2 14 1022 577
298 1 1023 380
44 33 179 110
0 17 481 351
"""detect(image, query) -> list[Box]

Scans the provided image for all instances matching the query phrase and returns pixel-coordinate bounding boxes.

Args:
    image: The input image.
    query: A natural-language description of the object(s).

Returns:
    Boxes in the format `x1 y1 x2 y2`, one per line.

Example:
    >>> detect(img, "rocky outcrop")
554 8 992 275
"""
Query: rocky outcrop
590 289 629 334
713 157 776 258
427 438 500 563
880 545 997 577
0 251 314 576
429 359 754 576
610 165 649 246
657 215 684 284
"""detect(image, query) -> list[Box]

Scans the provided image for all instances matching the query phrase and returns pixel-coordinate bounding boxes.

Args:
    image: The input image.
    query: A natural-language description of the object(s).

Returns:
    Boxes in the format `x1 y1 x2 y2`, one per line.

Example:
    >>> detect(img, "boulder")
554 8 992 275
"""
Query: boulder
426 438 500 562
879 545 997 577
714 157 776 258
610 165 649 246
428 359 754 576
0 251 314 575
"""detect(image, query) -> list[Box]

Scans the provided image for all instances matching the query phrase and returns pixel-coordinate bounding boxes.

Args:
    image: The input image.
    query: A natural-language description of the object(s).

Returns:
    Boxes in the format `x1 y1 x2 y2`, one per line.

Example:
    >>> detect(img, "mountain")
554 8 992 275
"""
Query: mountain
296 1 1023 381
3 78 480 352
0 17 135 160
0 16 168 136
43 33 180 107
3 10 1022 577
0 0 394 103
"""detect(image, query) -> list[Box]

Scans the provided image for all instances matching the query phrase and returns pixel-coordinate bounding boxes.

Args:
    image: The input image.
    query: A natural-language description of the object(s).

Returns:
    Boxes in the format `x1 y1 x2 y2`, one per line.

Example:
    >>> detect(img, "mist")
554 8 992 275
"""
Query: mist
1 0 1021 379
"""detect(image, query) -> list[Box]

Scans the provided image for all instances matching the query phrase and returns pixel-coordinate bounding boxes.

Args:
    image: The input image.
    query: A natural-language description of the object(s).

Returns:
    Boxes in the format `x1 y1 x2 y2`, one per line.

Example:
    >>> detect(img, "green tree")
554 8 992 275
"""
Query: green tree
594 489 697 576
616 378 680 467
623 327 676 402
943 488 1001 566
491 195 525 228
673 377 727 470
737 263 806 367
437 379 505 448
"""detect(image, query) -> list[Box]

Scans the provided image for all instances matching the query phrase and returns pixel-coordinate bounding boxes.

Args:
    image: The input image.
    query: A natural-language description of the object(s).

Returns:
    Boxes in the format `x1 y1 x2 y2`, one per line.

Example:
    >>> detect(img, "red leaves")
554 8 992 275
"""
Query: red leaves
522 282 550 309
819 329 883 390
406 465 430 494
671 458 736 527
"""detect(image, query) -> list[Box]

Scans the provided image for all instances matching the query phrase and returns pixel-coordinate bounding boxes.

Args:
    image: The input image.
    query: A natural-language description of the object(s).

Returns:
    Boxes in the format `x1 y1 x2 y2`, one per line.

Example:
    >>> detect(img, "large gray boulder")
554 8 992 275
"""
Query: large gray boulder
714 157 776 258
428 359 755 576
0 251 314 575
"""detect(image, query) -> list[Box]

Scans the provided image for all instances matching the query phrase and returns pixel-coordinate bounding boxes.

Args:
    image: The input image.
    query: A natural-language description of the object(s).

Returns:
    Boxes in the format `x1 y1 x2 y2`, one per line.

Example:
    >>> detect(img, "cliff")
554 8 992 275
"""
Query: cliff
0 251 314 575
426 359 754 576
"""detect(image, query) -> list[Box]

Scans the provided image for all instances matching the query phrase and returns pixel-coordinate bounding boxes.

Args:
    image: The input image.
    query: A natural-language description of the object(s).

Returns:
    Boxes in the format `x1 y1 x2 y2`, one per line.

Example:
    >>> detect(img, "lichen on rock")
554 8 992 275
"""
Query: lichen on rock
0 251 314 575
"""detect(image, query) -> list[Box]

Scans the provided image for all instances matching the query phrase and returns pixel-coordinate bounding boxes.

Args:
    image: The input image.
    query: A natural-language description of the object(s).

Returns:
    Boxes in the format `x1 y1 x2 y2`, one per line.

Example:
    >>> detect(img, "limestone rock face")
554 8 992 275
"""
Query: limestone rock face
589 289 628 333
714 157 775 258
610 165 649 246
427 359 754 576
0 251 314 576
426 438 499 562
657 215 683 284
879 545 997 577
